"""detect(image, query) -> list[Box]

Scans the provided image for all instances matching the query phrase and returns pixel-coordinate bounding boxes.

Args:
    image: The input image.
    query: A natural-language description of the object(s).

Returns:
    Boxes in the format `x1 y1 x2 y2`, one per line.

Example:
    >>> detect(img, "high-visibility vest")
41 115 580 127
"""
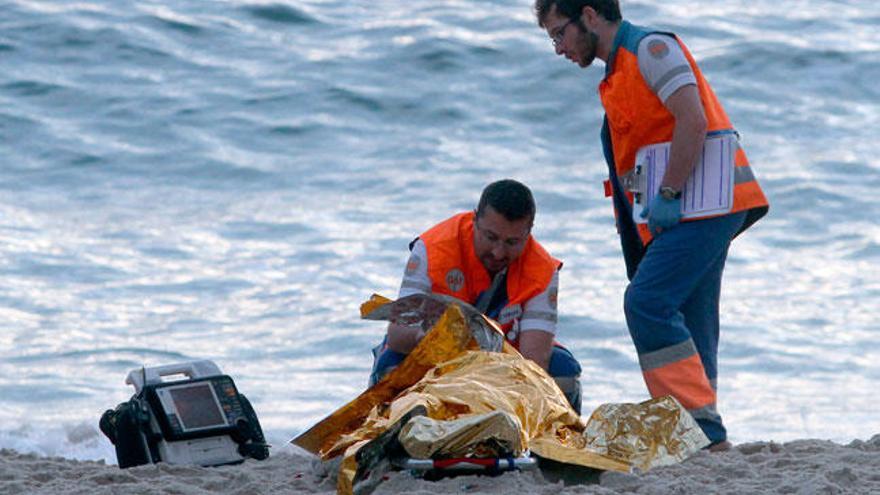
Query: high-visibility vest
599 21 768 249
418 212 561 345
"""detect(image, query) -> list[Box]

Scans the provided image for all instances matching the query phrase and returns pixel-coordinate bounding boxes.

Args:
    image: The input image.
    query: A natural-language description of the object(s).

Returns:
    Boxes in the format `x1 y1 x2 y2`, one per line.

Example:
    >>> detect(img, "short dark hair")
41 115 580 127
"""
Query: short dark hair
476 179 536 223
534 0 622 27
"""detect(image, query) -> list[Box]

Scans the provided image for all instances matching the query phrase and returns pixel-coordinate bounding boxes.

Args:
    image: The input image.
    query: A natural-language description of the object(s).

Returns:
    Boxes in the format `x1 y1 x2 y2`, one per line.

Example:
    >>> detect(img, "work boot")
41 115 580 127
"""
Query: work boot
707 440 732 452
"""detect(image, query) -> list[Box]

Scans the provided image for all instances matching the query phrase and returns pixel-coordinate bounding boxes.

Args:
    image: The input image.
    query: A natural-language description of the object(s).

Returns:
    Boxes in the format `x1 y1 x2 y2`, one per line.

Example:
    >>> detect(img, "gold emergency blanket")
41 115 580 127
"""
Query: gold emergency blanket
291 294 709 494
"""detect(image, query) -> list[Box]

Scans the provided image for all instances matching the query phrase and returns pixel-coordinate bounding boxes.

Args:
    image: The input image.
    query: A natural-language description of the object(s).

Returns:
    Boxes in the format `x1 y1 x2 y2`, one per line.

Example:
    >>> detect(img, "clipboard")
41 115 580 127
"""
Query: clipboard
630 131 737 224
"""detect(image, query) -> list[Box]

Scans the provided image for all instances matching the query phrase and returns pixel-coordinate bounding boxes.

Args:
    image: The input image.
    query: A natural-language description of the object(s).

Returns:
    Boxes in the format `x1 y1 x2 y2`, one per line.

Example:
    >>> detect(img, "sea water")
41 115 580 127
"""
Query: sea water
1 0 878 462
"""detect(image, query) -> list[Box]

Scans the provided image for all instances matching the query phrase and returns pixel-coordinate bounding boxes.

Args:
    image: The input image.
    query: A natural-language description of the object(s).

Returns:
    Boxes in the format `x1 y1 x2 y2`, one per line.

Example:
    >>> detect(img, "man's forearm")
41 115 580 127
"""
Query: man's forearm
661 85 708 190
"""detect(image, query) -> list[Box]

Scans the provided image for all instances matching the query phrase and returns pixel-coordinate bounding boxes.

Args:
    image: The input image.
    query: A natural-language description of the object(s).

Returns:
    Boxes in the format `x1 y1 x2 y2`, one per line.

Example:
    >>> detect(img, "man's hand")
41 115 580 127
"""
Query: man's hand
386 322 426 354
641 194 682 237
518 330 554 371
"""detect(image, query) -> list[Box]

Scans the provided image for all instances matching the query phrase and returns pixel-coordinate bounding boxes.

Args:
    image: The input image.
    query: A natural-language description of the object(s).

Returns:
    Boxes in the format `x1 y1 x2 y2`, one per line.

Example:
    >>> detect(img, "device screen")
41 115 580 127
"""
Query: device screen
169 383 226 430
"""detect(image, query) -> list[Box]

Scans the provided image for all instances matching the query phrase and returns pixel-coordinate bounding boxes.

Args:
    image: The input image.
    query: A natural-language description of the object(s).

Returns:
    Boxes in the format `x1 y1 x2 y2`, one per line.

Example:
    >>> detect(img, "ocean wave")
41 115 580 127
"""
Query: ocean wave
241 3 317 25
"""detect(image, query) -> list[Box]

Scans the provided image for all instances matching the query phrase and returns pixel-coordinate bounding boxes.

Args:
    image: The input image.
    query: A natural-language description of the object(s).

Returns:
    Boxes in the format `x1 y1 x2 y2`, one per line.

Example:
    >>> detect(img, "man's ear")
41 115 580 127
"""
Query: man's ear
580 6 599 27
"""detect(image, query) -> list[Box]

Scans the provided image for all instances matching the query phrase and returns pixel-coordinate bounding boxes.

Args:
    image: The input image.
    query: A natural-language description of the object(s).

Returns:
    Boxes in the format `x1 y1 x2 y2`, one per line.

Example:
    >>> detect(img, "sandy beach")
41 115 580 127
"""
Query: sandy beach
3 434 878 494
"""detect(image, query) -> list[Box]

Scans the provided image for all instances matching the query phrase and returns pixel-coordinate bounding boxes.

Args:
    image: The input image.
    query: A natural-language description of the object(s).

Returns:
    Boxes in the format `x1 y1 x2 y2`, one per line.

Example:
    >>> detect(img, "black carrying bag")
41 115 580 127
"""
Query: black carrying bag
100 399 154 468
232 395 270 461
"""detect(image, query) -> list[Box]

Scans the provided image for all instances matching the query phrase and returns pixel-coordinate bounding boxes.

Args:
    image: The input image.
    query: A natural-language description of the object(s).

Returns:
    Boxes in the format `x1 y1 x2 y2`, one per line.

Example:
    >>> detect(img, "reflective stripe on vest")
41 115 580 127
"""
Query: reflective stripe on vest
599 21 768 246
418 212 561 346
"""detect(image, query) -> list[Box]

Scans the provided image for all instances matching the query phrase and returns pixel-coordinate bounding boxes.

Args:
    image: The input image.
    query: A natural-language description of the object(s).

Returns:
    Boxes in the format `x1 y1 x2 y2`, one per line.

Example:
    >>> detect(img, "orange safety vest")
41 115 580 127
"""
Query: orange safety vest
599 22 768 247
418 212 561 346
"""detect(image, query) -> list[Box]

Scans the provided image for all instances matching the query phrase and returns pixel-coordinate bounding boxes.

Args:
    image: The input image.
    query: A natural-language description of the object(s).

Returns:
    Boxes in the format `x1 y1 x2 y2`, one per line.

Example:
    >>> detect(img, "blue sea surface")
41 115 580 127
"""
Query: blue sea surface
1 0 878 461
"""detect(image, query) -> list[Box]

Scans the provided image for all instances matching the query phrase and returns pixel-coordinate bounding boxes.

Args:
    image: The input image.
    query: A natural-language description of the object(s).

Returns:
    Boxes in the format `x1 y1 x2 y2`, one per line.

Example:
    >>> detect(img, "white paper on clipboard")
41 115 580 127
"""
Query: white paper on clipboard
632 131 737 224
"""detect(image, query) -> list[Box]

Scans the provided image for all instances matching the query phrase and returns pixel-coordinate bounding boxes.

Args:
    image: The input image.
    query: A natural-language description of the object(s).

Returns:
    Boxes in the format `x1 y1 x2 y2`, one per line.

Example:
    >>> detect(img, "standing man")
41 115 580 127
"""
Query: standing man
533 1 768 449
370 179 583 414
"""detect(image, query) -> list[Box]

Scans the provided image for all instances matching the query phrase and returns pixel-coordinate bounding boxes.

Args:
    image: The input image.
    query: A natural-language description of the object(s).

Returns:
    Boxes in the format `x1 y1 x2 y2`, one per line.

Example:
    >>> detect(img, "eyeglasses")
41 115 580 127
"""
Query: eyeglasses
475 221 528 251
551 16 580 47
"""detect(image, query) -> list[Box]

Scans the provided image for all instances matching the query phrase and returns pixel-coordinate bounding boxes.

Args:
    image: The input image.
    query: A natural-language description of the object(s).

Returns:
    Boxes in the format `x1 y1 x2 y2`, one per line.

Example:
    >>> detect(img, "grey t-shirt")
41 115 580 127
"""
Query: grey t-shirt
637 33 697 102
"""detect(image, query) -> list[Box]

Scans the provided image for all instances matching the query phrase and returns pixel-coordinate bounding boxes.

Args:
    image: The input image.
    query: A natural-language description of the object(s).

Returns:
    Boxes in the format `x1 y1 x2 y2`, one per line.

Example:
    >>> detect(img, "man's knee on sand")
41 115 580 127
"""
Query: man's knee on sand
549 345 582 414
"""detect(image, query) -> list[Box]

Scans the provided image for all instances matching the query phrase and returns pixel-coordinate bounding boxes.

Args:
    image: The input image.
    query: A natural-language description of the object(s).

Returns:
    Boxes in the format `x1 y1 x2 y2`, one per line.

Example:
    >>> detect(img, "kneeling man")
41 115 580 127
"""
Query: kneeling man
370 179 583 413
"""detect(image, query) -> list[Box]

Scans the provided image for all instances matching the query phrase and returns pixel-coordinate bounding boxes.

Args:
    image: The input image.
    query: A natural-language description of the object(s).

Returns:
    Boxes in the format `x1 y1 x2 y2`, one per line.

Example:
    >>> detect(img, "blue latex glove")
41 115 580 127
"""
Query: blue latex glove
640 194 682 237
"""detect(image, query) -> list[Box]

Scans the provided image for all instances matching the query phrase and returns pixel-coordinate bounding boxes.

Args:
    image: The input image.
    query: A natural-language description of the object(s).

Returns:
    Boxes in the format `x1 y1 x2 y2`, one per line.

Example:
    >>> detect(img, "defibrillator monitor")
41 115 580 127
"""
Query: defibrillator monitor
157 381 228 433
100 360 269 468
146 375 245 441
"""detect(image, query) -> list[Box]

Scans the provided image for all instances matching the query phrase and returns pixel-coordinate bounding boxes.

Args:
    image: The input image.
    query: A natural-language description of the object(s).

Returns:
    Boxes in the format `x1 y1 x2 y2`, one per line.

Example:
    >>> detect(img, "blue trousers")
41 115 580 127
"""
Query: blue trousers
624 212 746 444
369 340 583 414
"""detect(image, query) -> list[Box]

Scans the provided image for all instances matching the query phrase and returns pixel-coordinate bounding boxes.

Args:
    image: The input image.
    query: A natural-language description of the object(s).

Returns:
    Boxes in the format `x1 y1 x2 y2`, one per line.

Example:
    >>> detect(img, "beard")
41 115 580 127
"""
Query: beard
480 253 508 275
575 22 599 68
